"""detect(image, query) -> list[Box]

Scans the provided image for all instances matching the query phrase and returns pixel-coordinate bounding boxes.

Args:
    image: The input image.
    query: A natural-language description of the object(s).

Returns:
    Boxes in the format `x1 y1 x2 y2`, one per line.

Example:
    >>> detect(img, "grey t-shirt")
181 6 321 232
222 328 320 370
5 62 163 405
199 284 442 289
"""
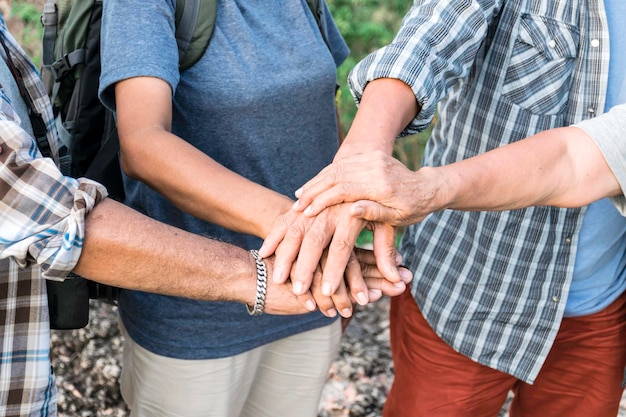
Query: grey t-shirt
99 0 349 359
575 103 626 215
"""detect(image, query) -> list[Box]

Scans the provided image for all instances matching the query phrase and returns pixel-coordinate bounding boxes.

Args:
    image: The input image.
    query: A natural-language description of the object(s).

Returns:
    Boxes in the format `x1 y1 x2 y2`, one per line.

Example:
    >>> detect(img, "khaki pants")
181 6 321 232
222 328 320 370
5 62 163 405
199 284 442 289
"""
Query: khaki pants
120 320 342 417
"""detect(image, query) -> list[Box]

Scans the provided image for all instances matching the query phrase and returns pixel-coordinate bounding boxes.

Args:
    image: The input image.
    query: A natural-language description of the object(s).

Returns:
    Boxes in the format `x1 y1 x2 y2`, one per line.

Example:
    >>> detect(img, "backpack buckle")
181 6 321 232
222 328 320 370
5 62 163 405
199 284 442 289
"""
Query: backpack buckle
41 2 58 27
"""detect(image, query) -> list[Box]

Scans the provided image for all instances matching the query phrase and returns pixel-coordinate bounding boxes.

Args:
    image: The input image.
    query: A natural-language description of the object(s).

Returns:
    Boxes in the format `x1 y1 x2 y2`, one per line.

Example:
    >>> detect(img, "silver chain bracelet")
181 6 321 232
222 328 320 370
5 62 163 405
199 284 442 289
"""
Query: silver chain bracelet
246 250 267 316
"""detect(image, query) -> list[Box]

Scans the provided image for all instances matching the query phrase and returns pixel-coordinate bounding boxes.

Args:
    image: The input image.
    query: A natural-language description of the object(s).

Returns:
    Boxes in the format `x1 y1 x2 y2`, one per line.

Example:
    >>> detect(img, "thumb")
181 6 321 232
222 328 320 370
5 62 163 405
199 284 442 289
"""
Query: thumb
350 201 399 224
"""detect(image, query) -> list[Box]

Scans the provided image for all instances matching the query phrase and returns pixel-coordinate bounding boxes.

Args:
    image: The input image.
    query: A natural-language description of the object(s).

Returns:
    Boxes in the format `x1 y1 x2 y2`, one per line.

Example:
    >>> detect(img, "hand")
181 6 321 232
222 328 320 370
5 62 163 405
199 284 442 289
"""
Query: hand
259 255 314 315
355 247 412 301
292 150 443 227
298 249 361 318
260 203 402 302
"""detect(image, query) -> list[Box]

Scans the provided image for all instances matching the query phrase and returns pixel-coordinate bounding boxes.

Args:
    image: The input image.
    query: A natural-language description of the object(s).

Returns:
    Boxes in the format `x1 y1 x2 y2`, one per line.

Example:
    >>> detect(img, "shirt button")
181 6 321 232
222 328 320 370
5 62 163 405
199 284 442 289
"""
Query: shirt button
565 237 572 244
591 39 600 48
548 39 557 48
552 295 560 303
588 107 595 115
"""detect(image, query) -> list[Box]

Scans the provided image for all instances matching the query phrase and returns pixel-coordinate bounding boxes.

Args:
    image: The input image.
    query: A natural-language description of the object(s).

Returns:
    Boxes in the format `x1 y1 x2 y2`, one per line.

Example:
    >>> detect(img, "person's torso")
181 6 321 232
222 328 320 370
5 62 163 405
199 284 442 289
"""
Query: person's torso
99 0 348 359
0 21 57 416
401 0 609 383
567 0 626 317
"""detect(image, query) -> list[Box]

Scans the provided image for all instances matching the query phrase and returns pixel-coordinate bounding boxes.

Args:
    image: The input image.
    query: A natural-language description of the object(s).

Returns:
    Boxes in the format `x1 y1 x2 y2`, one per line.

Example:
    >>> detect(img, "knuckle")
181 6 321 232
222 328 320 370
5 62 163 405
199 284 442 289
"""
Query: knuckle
307 230 328 247
284 223 305 241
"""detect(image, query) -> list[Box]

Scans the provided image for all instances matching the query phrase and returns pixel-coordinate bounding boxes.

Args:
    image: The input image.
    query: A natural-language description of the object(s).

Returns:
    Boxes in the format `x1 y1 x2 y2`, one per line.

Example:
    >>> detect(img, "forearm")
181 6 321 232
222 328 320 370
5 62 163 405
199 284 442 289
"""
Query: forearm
439 126 620 211
337 78 419 159
115 78 292 239
120 129 292 238
74 198 256 303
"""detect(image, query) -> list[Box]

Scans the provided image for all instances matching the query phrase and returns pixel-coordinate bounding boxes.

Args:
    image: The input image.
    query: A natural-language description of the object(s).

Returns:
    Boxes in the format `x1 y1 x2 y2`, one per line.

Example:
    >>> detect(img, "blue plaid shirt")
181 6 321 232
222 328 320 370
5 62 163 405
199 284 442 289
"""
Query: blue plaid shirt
350 0 610 383
0 17 106 416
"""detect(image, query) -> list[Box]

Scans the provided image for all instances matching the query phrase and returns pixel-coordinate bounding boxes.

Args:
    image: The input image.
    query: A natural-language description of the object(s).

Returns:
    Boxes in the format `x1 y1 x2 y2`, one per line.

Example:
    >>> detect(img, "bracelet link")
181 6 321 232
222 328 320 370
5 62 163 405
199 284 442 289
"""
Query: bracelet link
246 250 267 316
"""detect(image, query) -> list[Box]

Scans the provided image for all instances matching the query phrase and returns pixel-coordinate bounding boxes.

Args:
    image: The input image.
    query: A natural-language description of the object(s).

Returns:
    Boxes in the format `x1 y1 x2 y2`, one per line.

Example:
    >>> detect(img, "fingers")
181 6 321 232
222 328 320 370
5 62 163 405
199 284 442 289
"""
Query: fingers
357 246 413 297
343 251 369 306
371 223 402 283
258 215 288 258
260 211 307 285
299 183 367 218
331 280 354 318
315 209 365 298
293 163 337 210
290 224 330 296
310 267 338 317
294 152 391 211
350 200 402 225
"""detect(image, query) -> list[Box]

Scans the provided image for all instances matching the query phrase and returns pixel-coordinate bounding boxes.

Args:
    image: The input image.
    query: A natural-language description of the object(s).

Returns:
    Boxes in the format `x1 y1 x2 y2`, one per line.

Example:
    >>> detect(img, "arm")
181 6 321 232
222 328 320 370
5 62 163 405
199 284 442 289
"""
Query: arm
114 77 366 317
115 77 292 238
0 120 307 314
77 198 310 314
293 114 625 224
259 78 418 293
261 0 503 295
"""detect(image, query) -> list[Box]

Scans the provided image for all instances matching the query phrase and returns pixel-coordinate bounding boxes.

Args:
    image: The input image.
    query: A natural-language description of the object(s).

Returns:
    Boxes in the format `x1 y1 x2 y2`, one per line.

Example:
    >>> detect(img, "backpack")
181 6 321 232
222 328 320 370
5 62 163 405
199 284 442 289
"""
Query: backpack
38 0 329 329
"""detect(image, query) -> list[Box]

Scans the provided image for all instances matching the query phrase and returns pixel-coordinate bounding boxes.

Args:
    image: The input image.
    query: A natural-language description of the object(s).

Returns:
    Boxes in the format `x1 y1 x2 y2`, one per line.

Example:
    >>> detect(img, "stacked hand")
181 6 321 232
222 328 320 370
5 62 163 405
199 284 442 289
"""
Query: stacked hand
259 160 418 316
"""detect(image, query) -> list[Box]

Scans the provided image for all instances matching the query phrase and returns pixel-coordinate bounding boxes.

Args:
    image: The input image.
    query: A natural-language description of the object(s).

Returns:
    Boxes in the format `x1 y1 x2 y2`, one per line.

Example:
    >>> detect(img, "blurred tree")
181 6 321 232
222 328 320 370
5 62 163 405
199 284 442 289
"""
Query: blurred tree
328 0 430 171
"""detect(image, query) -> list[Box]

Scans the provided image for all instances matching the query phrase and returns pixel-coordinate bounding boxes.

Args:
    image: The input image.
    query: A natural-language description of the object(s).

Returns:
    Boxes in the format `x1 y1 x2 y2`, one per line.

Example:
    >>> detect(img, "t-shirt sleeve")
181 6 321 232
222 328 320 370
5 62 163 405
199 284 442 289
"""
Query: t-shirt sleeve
98 0 181 112
574 103 626 215
321 2 350 68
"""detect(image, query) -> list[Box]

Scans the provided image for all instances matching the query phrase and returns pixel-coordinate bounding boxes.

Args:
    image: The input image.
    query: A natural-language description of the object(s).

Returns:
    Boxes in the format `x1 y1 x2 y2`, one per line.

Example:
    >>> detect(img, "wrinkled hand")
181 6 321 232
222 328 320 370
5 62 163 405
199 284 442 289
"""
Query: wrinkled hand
259 248 412 316
295 249 363 318
355 247 412 300
260 255 316 315
292 150 443 227
259 202 403 304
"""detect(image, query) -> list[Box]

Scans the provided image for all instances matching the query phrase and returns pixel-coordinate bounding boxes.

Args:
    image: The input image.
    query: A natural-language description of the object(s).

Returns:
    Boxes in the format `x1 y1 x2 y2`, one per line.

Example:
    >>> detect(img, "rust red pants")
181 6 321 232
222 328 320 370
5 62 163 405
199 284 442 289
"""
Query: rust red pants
383 289 626 417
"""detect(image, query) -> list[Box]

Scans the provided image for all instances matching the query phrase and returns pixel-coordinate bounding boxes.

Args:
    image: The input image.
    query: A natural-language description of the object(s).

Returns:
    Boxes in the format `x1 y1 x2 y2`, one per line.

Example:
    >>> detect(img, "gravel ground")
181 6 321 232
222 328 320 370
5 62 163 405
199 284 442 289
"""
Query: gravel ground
51 297 626 417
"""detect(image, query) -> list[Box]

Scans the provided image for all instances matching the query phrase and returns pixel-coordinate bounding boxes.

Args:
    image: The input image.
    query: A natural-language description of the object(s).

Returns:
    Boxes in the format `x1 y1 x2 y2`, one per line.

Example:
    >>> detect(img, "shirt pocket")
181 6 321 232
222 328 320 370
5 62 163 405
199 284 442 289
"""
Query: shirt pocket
501 14 579 115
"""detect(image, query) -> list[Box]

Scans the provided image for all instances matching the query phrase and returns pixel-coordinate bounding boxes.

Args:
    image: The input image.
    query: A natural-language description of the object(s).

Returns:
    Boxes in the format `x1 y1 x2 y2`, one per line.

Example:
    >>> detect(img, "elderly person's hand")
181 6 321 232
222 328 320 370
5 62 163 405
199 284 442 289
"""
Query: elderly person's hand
259 202 408 306
292 150 445 226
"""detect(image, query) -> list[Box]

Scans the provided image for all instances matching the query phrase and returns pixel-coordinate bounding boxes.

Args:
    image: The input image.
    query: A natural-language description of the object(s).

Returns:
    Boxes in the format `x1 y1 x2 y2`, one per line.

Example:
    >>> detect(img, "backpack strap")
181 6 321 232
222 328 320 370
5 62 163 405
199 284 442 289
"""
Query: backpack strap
41 0 58 78
175 0 217 71
306 0 330 49
0 36 52 158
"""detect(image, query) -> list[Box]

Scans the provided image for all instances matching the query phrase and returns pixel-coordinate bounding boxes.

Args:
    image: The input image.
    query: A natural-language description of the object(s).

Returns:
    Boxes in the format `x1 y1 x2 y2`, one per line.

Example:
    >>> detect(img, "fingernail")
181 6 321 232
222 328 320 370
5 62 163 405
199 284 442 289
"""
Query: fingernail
326 308 337 318
304 206 312 216
292 200 300 210
356 291 368 305
341 308 352 318
295 187 303 198
305 300 316 311
292 281 304 295
394 282 406 289
272 267 283 284
322 282 332 296
400 268 413 283
395 252 403 265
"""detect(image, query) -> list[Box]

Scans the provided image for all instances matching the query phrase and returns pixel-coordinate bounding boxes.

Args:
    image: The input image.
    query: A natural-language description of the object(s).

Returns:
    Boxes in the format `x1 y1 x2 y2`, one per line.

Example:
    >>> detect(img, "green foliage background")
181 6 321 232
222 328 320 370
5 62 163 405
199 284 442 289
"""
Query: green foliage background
329 0 429 172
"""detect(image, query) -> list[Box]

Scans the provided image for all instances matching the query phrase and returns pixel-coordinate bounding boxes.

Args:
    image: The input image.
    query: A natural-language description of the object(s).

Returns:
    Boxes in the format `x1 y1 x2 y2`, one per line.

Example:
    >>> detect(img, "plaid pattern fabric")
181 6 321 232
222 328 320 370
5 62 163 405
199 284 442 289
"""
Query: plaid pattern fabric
350 0 609 383
0 17 106 416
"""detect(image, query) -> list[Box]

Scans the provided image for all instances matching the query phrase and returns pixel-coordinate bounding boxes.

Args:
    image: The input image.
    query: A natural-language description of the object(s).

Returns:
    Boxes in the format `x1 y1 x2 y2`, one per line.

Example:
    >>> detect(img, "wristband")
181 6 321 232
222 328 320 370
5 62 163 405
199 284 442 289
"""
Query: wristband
246 250 267 316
